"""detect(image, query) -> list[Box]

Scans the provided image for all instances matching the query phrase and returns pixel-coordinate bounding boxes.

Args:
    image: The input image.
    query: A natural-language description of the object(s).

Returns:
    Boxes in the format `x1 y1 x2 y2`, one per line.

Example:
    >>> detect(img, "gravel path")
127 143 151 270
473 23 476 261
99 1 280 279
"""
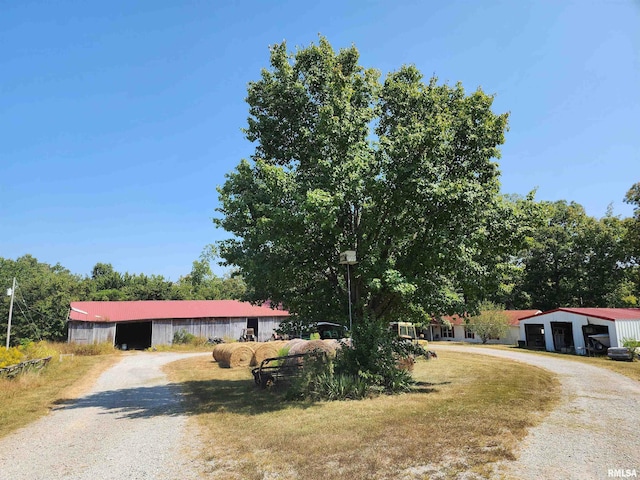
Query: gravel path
434 344 640 480
0 352 207 480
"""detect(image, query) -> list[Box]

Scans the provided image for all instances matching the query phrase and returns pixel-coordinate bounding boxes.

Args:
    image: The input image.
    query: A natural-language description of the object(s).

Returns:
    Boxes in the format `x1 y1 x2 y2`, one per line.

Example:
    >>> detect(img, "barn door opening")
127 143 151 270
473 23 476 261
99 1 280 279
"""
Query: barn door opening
525 324 545 349
550 322 574 352
247 318 258 341
115 322 152 350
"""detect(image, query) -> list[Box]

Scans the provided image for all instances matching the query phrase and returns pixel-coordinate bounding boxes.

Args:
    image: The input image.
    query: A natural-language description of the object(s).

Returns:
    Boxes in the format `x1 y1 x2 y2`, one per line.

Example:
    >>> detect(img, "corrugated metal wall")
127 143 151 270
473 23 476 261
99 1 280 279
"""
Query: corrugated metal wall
614 320 640 346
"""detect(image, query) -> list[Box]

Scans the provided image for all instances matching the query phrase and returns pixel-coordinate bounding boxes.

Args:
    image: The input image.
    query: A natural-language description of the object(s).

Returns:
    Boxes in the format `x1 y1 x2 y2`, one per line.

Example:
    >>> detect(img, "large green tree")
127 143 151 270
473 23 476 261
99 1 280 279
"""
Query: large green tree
216 37 520 326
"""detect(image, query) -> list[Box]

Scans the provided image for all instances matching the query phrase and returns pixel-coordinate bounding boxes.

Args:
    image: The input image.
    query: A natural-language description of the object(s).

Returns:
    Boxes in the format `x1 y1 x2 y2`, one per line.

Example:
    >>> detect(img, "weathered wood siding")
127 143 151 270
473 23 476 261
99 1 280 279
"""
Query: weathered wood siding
151 320 173 346
69 316 286 346
68 321 116 345
166 316 284 343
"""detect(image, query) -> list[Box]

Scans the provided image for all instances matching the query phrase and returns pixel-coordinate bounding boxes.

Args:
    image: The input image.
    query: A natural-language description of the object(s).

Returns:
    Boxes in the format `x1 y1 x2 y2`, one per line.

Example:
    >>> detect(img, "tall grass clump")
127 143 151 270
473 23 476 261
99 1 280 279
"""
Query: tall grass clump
58 342 116 356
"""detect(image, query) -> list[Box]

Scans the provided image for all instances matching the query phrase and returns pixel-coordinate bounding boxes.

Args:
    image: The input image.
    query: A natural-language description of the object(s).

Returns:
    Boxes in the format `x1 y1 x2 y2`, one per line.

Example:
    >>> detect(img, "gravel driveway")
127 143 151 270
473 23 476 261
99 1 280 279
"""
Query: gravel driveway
434 344 640 480
0 352 207 480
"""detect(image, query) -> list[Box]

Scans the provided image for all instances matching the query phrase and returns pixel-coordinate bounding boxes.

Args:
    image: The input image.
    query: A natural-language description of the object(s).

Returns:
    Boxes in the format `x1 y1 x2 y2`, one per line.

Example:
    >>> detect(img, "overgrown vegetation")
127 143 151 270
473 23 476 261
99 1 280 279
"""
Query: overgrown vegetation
0 341 59 368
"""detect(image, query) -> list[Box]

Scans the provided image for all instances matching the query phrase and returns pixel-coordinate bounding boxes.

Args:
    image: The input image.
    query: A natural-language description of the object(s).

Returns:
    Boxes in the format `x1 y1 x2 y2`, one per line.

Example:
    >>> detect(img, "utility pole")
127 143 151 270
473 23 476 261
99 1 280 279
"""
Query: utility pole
6 277 16 350
339 251 357 334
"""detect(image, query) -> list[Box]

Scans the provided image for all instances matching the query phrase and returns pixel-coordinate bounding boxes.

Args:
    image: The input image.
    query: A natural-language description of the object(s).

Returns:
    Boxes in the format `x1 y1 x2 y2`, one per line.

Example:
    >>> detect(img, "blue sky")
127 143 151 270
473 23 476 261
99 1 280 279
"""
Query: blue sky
2 1 639 280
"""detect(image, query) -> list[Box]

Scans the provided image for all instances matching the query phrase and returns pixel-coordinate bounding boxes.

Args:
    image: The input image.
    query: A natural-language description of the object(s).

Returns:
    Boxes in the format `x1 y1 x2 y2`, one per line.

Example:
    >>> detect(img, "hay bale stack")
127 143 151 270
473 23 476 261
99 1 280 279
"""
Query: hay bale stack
252 340 288 366
212 343 257 368
284 338 305 350
289 339 337 357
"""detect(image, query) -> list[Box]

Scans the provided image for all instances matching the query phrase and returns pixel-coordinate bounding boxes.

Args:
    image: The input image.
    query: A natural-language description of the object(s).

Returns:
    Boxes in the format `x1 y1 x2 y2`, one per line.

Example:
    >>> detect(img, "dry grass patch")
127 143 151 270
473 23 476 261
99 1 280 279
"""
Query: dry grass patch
0 353 119 438
165 350 559 479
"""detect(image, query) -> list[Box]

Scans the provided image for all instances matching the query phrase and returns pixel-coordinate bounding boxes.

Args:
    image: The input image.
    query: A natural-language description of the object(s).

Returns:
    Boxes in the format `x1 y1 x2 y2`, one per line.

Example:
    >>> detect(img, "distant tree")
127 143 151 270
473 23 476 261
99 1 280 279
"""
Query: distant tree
518 201 630 310
0 255 84 344
466 302 510 344
623 181 640 303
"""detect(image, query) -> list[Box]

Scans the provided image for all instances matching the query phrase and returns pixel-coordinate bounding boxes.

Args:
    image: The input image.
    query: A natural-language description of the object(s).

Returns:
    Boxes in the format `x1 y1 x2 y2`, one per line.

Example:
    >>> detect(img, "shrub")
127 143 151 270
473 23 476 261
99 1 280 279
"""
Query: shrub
173 329 196 345
622 338 640 360
0 347 25 369
22 341 57 360
285 317 421 400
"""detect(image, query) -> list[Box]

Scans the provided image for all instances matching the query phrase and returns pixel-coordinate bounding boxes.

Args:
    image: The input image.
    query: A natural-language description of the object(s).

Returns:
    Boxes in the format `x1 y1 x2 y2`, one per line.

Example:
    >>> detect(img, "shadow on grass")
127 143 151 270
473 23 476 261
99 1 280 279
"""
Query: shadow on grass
51 377 316 419
411 380 451 394
51 375 446 419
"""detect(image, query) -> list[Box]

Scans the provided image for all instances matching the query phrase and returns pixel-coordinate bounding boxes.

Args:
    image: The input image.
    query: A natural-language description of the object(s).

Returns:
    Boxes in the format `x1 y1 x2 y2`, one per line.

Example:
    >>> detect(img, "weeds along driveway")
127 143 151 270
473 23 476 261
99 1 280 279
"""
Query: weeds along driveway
434 344 640 480
0 352 208 480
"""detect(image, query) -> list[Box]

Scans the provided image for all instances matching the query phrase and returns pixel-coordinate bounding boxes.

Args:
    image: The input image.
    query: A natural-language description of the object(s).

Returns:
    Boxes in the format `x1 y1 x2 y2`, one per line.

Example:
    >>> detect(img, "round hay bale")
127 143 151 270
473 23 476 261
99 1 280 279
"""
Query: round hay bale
322 339 341 352
252 340 288 366
300 339 337 356
215 343 257 368
284 338 305 351
212 343 225 362
288 339 336 358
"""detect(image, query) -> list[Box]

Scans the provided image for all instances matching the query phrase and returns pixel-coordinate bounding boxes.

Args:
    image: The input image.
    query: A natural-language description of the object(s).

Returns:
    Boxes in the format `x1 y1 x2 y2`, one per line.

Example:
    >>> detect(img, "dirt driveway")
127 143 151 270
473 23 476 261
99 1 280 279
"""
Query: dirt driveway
0 352 207 480
435 344 640 480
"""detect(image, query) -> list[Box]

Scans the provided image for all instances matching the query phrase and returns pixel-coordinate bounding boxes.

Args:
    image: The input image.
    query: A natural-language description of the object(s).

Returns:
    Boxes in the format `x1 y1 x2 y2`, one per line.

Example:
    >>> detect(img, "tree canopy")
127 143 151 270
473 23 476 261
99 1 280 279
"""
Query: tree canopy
216 37 525 325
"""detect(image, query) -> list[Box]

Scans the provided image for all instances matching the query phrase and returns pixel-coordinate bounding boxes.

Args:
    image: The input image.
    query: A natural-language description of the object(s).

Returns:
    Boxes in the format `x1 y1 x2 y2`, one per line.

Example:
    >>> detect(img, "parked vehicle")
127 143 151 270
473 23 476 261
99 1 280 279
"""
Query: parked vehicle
317 322 348 340
239 328 257 342
389 321 418 343
607 347 637 361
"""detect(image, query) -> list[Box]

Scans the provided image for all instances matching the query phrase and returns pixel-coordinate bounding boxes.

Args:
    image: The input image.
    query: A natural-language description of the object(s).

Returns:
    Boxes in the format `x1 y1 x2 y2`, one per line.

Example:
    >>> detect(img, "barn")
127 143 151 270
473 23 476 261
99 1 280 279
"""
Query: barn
519 308 640 355
67 300 290 349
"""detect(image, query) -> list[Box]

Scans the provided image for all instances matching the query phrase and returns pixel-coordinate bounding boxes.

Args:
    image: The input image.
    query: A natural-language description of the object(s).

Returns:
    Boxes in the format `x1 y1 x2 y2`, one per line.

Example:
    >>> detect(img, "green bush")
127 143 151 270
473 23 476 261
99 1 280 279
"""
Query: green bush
622 338 640 360
173 329 196 345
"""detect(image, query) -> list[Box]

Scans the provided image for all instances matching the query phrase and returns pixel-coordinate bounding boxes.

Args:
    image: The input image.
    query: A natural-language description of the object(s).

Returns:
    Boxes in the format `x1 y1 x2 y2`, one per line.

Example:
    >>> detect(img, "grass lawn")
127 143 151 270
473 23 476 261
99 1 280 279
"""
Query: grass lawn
0 352 119 438
165 350 560 480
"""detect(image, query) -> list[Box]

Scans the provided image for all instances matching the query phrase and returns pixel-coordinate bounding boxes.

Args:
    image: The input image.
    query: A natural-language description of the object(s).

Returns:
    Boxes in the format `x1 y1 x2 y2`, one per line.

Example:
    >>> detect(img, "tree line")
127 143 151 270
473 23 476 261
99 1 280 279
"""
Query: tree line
0 253 245 345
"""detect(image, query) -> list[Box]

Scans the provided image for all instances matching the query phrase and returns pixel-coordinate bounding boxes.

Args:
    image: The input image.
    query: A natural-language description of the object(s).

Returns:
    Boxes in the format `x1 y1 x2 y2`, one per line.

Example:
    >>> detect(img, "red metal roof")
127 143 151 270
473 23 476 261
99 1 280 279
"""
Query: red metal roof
68 300 290 323
519 307 640 322
435 310 542 326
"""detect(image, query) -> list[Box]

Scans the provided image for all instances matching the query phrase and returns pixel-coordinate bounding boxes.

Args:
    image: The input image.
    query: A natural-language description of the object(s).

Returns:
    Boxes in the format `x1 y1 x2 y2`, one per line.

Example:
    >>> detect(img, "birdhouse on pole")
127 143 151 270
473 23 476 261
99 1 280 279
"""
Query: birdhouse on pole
339 250 357 265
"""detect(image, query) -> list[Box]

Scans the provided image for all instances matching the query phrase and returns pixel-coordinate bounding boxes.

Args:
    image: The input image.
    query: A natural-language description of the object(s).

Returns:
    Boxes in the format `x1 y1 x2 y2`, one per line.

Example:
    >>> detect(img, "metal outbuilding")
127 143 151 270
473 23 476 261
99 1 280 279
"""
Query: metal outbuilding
67 300 290 349
519 308 640 355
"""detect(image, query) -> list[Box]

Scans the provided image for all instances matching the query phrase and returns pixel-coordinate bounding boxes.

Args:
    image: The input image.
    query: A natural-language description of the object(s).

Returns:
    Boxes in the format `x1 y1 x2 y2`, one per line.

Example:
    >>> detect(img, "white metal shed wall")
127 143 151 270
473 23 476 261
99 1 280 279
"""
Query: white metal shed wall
614 320 640 346
520 311 615 354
